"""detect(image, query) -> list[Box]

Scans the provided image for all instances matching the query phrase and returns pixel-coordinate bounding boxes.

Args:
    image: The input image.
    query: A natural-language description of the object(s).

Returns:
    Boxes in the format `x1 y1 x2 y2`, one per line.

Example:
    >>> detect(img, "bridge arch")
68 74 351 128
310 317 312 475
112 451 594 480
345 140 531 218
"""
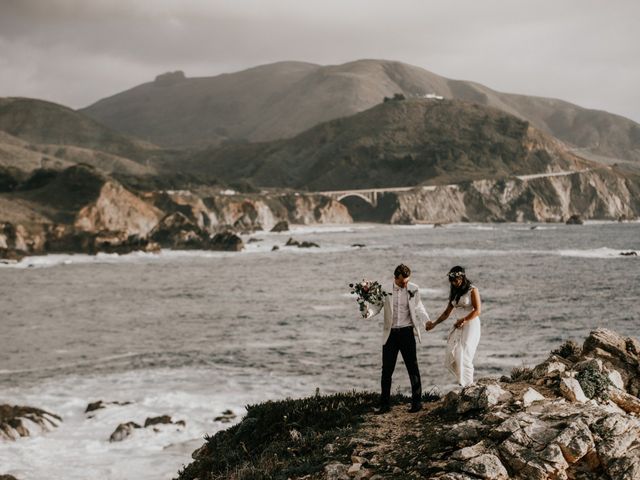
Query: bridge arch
335 192 376 207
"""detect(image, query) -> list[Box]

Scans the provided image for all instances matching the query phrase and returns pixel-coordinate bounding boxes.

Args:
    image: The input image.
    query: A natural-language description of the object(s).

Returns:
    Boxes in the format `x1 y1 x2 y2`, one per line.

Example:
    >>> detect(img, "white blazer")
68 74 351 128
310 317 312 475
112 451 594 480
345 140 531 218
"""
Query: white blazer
368 282 430 345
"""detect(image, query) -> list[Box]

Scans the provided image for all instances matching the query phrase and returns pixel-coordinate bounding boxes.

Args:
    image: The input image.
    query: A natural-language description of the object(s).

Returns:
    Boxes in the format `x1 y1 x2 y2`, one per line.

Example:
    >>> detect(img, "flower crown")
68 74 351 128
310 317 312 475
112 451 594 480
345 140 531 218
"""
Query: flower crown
447 271 465 278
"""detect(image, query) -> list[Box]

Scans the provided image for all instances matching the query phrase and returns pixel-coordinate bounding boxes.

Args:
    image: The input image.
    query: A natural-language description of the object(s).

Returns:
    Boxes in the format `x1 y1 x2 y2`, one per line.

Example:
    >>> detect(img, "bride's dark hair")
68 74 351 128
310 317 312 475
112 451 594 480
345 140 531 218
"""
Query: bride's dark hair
448 266 472 304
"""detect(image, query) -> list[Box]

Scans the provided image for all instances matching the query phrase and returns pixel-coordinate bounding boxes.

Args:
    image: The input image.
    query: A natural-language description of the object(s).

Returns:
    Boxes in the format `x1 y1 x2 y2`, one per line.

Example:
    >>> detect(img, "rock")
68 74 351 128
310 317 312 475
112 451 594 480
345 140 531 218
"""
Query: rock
620 251 638 256
109 421 142 442
270 220 289 232
285 237 319 248
144 415 173 427
347 463 362 476
457 382 512 413
247 237 263 243
592 413 640 479
573 357 604 373
351 243 366 248
0 404 61 441
522 387 545 407
85 400 106 413
553 418 594 463
271 245 279 251
608 388 640 414
458 453 509 480
445 419 484 445
451 441 487 461
298 240 319 248
531 355 568 379
210 231 243 251
566 214 584 225
84 400 131 413
214 410 237 423
149 212 204 248
606 368 625 390
583 328 640 396
559 377 588 403
0 475 19 480
324 462 350 480
354 468 374 480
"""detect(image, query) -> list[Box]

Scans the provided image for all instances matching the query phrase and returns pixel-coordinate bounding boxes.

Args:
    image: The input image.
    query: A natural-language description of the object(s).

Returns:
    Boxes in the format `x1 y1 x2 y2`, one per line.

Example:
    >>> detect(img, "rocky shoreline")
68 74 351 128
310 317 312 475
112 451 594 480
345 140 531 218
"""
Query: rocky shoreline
177 329 640 480
1 164 638 261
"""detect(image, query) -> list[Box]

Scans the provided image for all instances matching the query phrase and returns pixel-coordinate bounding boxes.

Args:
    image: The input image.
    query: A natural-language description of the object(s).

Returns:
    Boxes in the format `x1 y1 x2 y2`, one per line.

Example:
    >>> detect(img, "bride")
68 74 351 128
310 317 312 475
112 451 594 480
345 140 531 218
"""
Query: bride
426 266 481 386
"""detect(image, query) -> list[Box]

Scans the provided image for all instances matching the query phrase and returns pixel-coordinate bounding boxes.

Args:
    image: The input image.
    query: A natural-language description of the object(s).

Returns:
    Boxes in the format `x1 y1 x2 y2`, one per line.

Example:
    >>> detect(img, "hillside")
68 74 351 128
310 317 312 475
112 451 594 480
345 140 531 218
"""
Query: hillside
0 97 159 163
179 98 594 190
81 60 640 163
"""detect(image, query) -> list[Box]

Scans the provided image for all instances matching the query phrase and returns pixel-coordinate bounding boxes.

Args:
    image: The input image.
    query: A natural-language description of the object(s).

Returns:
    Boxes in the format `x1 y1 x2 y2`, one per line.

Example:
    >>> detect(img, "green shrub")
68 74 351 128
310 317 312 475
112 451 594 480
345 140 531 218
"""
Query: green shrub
576 364 611 401
510 366 534 382
552 340 582 360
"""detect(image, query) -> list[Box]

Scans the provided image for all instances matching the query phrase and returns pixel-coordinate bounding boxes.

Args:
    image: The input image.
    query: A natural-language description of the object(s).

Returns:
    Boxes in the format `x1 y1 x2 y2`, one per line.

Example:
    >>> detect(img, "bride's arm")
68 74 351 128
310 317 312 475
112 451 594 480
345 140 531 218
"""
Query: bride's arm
426 302 453 330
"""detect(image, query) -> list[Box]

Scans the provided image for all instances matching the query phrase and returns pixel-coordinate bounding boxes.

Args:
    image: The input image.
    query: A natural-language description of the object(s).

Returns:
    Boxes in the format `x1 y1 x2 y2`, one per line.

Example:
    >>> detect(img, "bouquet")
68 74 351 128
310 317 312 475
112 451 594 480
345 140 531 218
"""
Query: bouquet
349 279 389 318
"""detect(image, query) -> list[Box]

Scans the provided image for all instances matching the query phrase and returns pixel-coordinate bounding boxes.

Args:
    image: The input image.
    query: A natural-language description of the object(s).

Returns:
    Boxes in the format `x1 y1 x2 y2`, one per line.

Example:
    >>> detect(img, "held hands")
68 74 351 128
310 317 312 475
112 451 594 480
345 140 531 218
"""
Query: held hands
425 321 435 331
454 318 465 329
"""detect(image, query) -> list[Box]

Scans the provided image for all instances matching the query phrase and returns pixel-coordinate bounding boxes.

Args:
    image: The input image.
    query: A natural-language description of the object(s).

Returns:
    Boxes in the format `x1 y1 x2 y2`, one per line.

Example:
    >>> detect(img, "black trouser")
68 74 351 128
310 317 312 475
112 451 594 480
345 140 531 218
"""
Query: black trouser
381 326 422 407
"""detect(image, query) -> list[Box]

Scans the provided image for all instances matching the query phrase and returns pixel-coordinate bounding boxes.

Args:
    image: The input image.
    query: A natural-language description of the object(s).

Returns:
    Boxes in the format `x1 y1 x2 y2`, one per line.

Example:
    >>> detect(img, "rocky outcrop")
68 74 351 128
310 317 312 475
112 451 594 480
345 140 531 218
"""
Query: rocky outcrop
109 415 186 442
179 329 640 480
0 405 62 441
270 220 289 232
384 168 639 224
74 180 163 236
149 212 243 251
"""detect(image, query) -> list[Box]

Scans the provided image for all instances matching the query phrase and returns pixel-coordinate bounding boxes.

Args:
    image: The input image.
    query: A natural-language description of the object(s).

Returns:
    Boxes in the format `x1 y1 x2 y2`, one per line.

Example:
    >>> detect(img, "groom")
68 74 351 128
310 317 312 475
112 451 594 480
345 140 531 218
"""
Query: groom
366 264 430 413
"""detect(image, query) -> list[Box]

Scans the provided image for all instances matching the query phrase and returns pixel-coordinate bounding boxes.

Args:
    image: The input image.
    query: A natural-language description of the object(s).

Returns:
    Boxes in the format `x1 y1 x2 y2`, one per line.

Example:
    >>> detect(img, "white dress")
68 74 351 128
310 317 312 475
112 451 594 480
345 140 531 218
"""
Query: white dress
445 286 481 387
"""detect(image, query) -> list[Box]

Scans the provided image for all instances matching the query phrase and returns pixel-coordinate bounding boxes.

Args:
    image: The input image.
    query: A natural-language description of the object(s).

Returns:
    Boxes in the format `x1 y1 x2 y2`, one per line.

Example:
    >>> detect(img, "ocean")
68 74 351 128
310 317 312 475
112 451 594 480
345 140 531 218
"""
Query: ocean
1 222 638 479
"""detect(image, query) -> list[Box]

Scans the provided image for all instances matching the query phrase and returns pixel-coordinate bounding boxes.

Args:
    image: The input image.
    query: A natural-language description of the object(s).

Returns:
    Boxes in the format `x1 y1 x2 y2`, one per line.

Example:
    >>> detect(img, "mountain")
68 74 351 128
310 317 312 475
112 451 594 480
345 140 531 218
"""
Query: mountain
81 60 640 163
0 97 161 162
178 98 595 190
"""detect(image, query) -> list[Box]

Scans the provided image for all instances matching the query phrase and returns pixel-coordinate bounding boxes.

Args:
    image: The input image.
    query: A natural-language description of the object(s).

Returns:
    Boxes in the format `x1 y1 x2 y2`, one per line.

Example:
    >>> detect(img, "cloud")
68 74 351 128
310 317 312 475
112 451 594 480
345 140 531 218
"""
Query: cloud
0 0 638 122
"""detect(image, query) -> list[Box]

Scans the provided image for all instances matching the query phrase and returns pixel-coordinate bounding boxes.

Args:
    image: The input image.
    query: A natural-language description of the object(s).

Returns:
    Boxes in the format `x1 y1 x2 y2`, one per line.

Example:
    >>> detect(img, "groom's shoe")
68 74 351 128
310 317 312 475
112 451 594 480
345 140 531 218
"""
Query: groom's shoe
407 403 422 413
374 405 391 415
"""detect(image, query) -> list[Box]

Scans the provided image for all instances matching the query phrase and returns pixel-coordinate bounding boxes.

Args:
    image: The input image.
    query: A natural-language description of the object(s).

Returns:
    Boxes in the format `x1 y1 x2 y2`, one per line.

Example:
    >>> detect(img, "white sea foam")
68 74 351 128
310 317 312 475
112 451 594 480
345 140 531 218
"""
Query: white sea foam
556 247 639 258
0 366 324 480
416 247 638 259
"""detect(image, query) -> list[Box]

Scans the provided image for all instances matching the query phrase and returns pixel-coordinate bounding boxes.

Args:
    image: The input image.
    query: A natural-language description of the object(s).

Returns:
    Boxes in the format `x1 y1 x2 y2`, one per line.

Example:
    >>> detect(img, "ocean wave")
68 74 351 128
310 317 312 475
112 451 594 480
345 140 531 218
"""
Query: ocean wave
416 247 638 258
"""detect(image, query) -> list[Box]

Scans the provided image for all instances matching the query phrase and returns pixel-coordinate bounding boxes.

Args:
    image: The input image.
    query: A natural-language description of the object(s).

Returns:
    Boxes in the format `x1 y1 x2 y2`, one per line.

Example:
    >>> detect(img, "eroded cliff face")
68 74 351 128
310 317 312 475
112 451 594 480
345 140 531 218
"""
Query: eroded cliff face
389 169 638 224
75 181 163 236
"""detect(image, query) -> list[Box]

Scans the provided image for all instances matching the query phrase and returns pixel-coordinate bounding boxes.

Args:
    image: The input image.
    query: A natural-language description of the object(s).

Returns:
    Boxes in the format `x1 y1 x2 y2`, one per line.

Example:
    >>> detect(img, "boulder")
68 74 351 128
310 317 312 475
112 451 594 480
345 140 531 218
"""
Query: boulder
608 388 640 414
324 462 350 480
458 453 509 479
0 404 61 441
85 400 131 413
270 220 289 232
210 231 243 251
522 387 545 407
566 214 584 225
553 418 594 463
559 377 588 403
109 421 142 442
144 415 173 427
457 382 512 413
582 328 640 396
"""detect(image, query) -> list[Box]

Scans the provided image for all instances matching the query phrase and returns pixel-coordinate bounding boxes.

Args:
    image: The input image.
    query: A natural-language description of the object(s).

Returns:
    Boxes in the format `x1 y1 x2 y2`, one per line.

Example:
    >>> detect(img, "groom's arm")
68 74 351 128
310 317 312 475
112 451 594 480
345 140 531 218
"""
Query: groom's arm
415 290 430 324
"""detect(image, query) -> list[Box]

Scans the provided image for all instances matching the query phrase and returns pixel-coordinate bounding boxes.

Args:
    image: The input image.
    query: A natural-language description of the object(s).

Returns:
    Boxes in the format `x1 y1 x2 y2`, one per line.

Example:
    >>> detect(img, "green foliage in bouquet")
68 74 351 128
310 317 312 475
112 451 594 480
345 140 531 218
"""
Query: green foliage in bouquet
349 280 389 317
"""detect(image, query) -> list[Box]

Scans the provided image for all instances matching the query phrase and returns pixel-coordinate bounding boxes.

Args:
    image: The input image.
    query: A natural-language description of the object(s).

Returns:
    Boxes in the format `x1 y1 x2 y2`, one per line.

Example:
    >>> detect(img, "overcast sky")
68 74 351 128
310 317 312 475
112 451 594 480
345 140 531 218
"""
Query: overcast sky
1 0 638 122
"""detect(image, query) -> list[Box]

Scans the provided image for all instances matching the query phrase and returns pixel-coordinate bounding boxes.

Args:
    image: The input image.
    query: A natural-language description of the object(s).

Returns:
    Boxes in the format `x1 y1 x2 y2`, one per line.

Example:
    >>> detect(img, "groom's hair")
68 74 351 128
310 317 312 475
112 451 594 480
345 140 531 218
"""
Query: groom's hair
394 264 411 278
